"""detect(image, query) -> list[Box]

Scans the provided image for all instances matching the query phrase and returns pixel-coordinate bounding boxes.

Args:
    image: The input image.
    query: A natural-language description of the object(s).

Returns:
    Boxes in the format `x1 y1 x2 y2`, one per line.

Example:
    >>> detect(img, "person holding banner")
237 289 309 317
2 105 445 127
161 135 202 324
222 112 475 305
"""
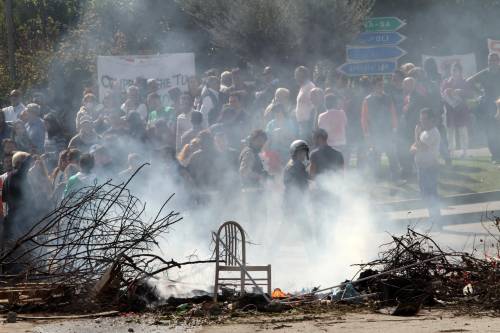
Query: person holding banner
467 53 500 163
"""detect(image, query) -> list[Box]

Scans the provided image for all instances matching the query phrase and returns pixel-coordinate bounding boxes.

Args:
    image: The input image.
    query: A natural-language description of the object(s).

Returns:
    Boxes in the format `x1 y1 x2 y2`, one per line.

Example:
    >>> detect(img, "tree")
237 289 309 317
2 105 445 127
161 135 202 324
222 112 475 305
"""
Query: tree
178 0 374 67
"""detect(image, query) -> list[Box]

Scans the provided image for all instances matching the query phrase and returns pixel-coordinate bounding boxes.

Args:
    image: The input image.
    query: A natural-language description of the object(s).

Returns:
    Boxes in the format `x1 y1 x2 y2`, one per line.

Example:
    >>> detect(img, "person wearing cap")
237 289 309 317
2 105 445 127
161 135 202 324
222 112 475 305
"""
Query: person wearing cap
3 90 26 122
68 117 100 153
24 103 46 154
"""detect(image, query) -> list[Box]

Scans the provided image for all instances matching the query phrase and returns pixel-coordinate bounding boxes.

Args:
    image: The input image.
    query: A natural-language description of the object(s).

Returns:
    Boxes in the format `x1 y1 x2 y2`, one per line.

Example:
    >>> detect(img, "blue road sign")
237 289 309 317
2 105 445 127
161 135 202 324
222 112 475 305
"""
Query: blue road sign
353 32 406 46
337 61 397 76
346 46 407 62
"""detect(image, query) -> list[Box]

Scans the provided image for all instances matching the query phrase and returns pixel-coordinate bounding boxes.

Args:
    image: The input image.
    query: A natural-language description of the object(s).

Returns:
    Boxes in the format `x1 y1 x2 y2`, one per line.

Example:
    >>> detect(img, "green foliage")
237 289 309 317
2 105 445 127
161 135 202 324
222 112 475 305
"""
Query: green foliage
178 0 374 66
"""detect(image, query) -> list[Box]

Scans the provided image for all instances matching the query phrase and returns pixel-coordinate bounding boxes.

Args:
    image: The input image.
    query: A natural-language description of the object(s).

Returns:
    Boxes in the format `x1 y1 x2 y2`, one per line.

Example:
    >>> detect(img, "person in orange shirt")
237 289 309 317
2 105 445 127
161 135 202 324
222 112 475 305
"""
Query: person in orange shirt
361 77 399 181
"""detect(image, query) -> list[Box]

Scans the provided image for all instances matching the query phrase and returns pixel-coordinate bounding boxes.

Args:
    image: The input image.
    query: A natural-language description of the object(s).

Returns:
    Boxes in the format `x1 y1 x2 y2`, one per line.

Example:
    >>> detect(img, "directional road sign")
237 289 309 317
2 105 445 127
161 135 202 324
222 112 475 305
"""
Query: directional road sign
353 31 406 46
337 61 397 76
346 45 407 62
364 17 406 32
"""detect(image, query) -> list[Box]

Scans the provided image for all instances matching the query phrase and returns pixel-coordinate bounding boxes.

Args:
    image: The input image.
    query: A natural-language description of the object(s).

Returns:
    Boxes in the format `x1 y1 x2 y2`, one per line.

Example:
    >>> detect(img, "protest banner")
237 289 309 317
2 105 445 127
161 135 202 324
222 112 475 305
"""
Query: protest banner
97 53 195 104
488 38 500 57
421 53 477 78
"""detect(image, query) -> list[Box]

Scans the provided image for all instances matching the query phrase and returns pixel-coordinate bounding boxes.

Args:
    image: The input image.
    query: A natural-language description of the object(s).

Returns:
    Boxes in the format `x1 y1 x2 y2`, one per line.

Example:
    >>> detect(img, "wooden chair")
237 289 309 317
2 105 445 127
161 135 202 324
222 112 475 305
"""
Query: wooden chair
213 221 271 301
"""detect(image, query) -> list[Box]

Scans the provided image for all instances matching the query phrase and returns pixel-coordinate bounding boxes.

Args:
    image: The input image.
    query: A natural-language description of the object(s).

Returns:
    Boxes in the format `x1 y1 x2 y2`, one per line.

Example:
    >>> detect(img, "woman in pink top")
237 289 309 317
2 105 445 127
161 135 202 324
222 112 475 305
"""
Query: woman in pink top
318 94 347 150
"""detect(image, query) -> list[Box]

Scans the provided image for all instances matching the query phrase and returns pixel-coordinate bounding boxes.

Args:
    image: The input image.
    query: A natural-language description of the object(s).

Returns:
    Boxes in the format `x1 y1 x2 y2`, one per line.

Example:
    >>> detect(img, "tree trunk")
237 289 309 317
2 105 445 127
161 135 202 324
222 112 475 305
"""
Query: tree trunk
5 0 16 81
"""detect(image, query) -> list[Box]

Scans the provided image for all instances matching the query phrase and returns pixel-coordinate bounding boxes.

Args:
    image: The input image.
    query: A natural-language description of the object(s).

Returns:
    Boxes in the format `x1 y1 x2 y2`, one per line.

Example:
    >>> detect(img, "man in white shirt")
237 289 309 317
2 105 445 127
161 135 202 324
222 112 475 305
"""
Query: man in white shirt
199 76 220 127
294 66 316 141
2 90 26 122
411 108 441 219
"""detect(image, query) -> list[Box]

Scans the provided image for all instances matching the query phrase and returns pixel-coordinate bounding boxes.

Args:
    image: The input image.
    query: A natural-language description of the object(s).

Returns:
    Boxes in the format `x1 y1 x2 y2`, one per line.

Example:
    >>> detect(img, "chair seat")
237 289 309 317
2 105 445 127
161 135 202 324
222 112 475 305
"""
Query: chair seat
218 265 271 272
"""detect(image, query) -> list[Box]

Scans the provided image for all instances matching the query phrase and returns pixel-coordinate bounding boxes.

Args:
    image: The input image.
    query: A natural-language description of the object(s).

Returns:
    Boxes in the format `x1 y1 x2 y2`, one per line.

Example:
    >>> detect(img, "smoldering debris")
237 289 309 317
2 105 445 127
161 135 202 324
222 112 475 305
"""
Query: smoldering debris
0 174 498 319
0 168 214 312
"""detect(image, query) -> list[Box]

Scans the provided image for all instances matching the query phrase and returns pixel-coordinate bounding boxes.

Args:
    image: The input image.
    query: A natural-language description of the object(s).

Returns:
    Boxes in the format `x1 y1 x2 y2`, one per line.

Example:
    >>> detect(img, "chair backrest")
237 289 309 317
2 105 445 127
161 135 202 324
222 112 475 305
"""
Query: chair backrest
214 221 246 266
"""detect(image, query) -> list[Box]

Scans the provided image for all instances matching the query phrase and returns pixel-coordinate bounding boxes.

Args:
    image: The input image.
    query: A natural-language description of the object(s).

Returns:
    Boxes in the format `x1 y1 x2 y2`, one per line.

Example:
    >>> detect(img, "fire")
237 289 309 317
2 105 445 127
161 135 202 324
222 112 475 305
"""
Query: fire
271 288 289 299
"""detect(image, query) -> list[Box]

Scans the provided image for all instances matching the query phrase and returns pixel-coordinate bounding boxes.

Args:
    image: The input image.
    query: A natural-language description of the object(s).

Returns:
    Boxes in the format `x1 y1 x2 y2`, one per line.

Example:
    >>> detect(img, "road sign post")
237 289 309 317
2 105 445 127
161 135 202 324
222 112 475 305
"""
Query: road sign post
337 61 398 76
346 46 407 62
353 32 406 46
364 17 406 32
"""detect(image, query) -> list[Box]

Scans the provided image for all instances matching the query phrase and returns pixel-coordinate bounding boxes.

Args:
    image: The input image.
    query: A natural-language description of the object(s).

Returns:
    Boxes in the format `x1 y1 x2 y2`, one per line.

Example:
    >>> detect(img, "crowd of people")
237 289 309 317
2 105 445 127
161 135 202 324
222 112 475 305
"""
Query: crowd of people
1 52 500 246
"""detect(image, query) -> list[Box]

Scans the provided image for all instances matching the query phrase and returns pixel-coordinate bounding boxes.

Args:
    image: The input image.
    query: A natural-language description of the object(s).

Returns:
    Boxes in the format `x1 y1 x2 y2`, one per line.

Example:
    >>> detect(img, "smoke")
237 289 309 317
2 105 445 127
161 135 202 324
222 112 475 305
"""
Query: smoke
123 164 393 296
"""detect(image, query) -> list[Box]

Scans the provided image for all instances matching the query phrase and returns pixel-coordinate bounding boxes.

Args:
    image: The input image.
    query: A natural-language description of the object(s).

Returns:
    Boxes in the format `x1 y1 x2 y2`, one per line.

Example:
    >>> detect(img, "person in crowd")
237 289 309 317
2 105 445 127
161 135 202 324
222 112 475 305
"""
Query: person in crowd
255 66 279 113
310 87 326 134
44 113 67 155
118 153 141 181
2 152 36 256
68 118 100 153
265 103 297 165
318 94 347 153
344 76 369 168
228 92 250 138
147 92 167 124
177 137 200 167
467 53 500 163
0 111 13 151
176 93 195 152
411 108 441 220
210 105 241 150
400 77 428 179
423 58 451 166
263 88 291 125
1 139 16 174
226 67 253 108
441 62 472 158
294 66 316 140
180 111 203 149
239 129 269 192
199 76 221 126
147 78 159 95
11 120 32 154
24 103 46 154
50 149 70 191
64 153 97 197
76 93 99 131
149 118 174 151
187 76 202 106
309 128 344 180
3 90 26 122
186 130 220 196
387 69 406 116
283 140 310 226
220 71 232 94
29 155 53 206
103 109 127 137
361 77 399 180
121 85 148 121
92 144 116 179
32 92 56 118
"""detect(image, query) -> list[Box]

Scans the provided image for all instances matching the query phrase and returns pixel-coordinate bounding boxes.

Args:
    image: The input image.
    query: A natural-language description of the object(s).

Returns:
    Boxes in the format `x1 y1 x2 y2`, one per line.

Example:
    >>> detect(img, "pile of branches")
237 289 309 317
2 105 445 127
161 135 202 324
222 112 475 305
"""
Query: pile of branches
0 167 202 306
355 224 499 313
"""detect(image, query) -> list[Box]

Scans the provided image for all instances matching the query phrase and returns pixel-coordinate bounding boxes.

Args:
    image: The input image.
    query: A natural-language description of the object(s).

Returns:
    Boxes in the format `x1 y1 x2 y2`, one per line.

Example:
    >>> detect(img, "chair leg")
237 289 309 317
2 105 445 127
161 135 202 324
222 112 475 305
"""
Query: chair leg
240 268 245 295
267 265 272 296
214 267 219 302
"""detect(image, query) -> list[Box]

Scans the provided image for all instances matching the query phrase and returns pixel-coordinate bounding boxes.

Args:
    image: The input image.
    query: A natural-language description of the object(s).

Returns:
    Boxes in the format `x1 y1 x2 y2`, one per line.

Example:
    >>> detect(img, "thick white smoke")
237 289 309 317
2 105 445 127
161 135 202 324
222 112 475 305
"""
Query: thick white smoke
130 165 392 297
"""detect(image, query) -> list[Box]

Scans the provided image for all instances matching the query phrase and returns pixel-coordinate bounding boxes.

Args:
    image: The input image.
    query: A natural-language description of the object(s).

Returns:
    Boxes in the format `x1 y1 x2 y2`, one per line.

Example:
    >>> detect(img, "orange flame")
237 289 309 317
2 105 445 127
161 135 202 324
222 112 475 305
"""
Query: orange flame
271 288 288 299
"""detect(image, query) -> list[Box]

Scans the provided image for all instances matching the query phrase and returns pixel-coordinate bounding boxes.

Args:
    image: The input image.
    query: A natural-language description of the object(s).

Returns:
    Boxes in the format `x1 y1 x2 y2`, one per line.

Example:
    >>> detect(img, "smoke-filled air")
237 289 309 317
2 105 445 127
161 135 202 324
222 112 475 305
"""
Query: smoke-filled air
0 1 499 331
